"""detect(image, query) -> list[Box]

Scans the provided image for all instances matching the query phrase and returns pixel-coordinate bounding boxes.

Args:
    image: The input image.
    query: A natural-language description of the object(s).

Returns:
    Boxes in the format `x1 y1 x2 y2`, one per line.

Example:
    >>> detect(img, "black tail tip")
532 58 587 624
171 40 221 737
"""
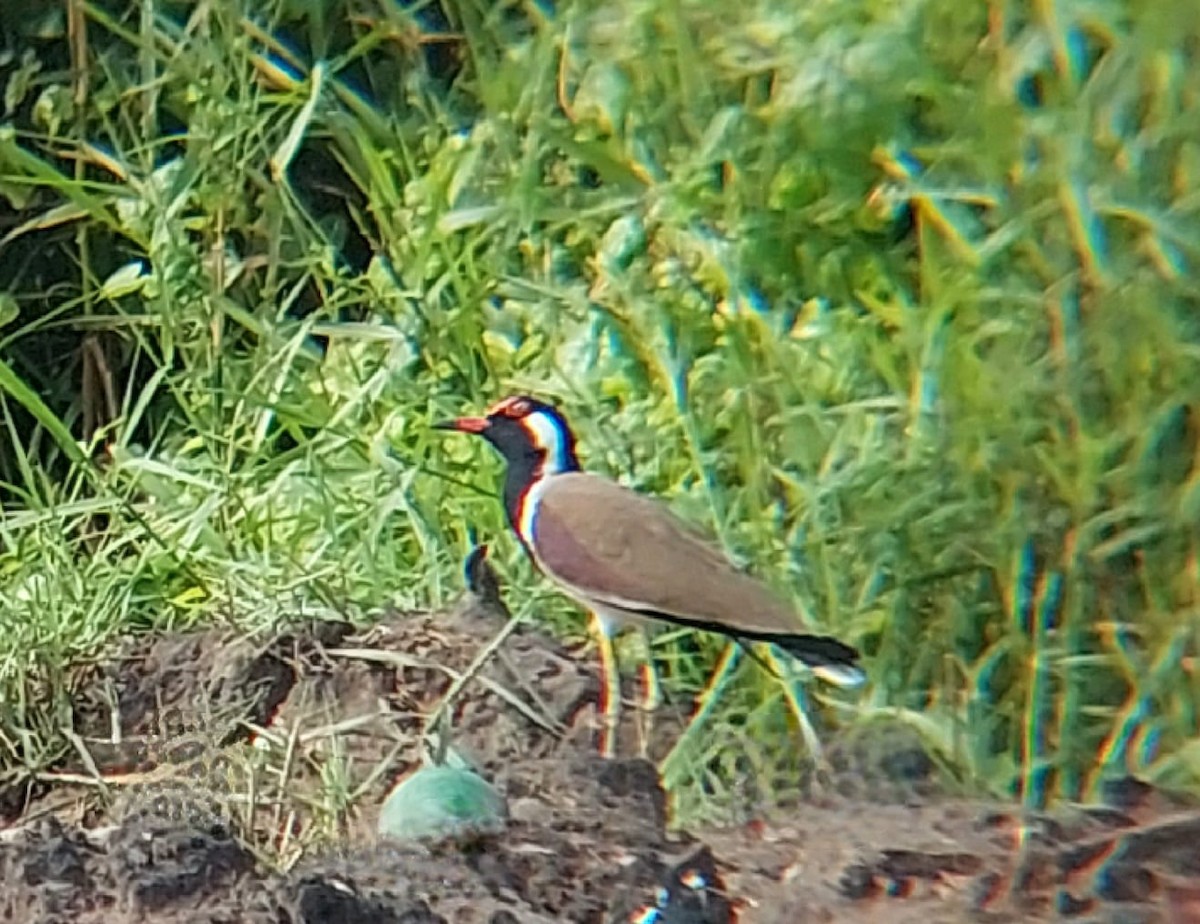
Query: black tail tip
774 633 865 689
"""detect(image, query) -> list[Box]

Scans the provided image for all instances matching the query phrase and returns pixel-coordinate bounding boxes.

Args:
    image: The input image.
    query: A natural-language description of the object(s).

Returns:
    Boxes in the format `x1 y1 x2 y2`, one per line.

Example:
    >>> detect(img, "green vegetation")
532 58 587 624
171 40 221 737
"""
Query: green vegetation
0 0 1197 831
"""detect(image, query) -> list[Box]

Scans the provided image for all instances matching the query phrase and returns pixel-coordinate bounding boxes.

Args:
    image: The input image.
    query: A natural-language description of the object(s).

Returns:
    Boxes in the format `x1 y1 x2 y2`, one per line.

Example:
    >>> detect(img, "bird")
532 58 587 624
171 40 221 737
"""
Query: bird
435 394 865 758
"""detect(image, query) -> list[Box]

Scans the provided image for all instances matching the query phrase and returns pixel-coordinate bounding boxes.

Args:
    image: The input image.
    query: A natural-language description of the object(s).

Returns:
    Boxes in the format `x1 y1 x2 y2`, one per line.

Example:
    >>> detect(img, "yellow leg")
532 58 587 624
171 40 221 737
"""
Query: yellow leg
592 612 621 759
634 628 661 759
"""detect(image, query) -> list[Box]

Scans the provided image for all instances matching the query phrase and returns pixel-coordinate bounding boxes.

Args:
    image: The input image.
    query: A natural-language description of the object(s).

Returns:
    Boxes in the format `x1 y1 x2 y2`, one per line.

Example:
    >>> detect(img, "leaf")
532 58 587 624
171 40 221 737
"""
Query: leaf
99 261 150 299
0 356 85 465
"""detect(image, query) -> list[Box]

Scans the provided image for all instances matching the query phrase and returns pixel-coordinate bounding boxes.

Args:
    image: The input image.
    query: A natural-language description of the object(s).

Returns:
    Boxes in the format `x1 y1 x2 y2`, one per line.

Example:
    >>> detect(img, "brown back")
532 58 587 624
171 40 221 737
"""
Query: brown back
531 472 801 634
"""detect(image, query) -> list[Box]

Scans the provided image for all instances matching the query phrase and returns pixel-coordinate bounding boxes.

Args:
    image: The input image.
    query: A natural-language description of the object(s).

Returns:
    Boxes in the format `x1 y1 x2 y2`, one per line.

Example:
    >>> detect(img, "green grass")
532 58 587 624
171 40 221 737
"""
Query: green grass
0 0 1198 826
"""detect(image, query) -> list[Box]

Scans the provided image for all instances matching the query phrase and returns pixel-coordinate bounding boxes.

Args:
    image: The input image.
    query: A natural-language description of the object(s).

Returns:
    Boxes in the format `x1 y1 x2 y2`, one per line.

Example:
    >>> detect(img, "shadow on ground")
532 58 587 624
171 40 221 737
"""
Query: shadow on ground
1 575 1198 923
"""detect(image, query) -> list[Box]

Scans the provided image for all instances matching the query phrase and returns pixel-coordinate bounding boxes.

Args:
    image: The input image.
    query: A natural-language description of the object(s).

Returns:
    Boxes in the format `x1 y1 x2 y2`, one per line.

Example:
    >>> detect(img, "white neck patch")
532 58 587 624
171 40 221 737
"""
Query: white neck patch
517 474 550 551
524 410 571 475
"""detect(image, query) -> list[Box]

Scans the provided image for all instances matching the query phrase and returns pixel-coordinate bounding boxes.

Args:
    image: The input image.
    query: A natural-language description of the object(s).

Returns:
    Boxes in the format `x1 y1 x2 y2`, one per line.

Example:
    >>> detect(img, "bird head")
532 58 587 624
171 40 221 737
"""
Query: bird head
435 394 580 477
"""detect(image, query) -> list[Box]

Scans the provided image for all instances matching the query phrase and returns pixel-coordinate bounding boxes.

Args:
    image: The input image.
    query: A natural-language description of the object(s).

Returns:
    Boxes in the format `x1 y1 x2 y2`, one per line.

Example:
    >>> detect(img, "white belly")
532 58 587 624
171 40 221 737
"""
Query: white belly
589 601 670 643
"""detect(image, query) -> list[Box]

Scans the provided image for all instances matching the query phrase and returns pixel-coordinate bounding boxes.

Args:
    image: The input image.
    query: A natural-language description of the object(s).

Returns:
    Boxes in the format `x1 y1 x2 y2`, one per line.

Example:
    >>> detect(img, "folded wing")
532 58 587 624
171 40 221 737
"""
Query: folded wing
532 474 788 623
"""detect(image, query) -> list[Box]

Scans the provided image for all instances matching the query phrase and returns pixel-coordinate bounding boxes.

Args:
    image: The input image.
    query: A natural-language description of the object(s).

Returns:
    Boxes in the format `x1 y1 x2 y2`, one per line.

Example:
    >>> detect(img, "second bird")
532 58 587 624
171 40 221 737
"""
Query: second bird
436 395 865 757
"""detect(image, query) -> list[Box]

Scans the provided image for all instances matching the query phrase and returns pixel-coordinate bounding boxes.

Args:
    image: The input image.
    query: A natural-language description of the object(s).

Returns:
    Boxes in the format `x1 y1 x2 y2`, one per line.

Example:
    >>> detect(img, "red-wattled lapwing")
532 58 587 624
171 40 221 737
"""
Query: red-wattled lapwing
435 395 865 758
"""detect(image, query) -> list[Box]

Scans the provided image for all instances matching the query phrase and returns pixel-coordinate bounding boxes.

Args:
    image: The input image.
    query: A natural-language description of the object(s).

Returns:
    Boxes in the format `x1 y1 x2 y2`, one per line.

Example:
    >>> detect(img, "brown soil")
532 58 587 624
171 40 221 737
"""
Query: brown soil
1 570 1198 923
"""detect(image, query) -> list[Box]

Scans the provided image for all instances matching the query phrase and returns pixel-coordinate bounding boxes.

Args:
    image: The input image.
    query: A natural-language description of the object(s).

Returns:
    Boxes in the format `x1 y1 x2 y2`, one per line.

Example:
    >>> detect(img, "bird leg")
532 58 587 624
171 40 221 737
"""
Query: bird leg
634 627 662 760
591 611 621 759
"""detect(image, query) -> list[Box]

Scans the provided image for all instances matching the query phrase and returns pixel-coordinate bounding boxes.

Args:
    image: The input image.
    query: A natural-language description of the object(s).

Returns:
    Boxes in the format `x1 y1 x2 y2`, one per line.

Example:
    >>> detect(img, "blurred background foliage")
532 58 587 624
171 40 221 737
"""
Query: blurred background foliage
0 0 1197 818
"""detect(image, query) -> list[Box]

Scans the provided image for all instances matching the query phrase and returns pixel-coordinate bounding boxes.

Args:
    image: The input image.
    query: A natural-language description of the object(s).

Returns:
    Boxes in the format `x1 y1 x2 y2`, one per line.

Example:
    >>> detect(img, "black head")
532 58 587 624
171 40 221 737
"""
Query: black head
435 394 580 474
435 395 582 527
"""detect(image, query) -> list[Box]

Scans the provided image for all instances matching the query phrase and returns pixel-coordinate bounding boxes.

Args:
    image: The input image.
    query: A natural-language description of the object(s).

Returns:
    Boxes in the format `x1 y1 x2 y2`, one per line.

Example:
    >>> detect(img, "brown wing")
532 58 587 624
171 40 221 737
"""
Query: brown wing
530 472 800 636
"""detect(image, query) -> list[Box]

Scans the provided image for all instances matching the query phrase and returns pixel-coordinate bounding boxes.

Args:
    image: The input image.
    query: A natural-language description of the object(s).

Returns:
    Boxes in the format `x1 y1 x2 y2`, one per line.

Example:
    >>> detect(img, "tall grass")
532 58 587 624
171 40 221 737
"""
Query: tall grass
0 0 1197 818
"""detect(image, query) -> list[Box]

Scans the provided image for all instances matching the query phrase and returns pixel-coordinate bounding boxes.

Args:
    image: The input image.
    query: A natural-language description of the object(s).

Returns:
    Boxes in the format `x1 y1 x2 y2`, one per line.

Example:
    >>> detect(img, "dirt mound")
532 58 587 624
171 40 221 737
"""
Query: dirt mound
1 567 1198 922
0 754 680 923
6 770 1200 922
